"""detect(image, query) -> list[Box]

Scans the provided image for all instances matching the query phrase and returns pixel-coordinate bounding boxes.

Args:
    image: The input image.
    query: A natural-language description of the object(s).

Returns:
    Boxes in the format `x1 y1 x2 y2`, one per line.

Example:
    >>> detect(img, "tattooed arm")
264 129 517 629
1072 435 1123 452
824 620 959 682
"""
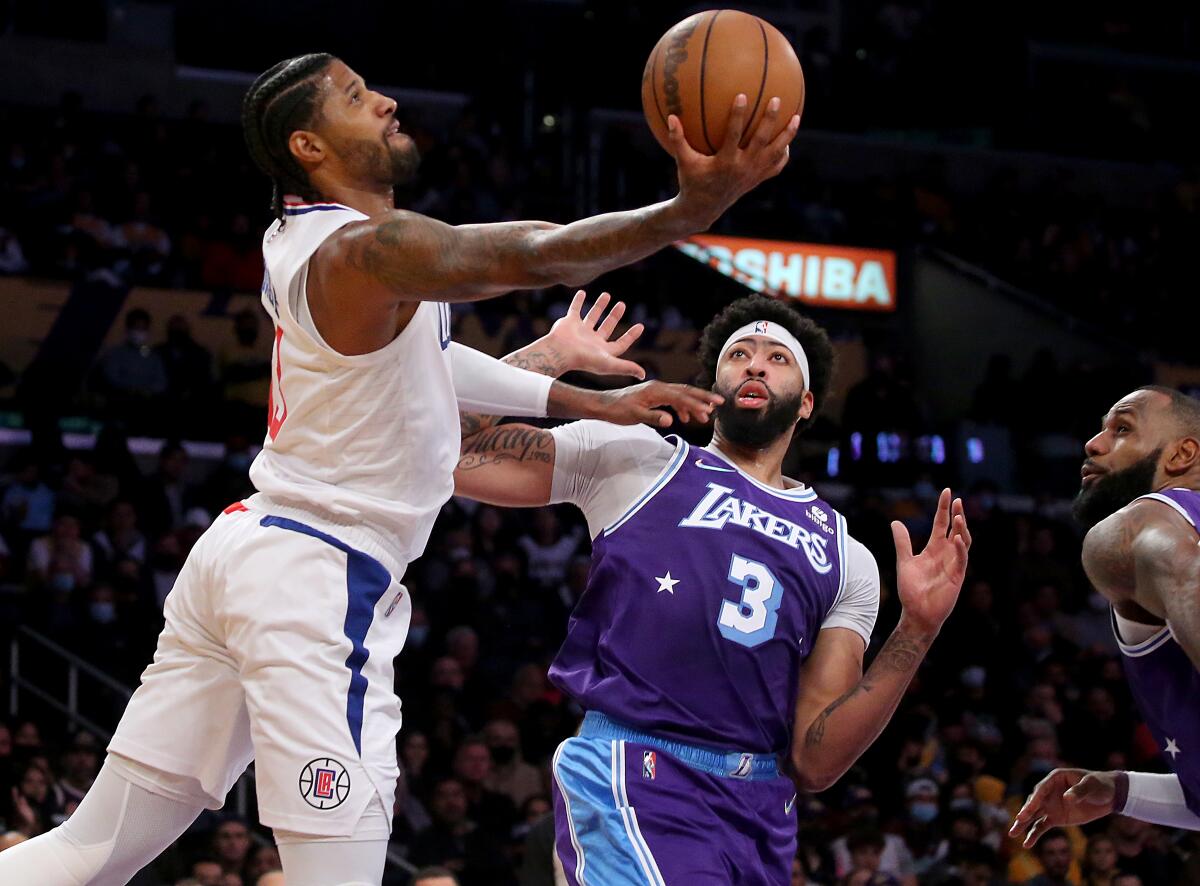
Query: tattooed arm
789 490 971 792
456 424 558 507
1084 498 1200 669
313 99 798 307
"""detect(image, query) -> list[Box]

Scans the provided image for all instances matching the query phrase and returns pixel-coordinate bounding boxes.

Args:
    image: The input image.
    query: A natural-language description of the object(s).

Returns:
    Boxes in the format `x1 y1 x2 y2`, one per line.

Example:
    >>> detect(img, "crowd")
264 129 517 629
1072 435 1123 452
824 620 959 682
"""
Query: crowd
0 408 1197 884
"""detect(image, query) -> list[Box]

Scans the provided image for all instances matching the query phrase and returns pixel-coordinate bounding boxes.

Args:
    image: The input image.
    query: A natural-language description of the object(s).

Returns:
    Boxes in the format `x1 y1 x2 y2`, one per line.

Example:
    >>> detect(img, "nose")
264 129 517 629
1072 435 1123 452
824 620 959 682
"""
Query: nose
743 355 768 378
377 93 397 117
1084 430 1107 458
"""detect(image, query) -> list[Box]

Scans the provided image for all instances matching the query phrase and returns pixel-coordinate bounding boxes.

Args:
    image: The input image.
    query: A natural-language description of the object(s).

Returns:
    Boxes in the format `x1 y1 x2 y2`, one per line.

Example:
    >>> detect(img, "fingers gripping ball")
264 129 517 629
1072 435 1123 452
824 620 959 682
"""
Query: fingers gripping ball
641 9 805 155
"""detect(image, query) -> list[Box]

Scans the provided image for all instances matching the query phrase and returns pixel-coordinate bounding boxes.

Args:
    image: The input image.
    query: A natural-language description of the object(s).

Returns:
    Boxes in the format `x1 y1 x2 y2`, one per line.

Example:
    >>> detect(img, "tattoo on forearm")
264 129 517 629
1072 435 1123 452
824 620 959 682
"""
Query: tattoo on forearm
457 425 552 471
458 346 565 437
803 629 929 748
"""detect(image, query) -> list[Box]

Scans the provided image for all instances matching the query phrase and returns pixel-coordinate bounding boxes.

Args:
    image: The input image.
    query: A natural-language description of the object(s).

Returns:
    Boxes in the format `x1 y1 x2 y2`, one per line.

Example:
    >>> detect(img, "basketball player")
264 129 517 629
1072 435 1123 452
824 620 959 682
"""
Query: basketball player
0 54 795 885
1012 387 1200 845
454 294 973 884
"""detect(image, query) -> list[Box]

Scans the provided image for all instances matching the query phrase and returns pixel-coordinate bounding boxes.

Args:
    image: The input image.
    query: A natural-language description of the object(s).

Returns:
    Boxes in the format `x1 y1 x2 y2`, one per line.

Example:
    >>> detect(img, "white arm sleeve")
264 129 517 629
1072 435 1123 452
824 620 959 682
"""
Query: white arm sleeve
450 342 553 417
818 535 880 648
548 421 676 538
1123 772 1200 830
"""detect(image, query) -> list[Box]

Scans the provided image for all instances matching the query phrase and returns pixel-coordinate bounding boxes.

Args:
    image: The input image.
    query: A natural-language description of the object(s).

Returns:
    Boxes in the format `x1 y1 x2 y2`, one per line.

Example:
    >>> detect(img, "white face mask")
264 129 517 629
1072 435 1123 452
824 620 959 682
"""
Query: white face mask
127 330 149 348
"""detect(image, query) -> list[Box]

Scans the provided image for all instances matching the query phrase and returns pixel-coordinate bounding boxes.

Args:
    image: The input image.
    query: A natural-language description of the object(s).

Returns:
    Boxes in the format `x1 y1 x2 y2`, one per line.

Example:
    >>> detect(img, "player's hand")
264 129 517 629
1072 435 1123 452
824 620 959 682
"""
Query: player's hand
892 488 971 636
669 93 800 230
544 290 646 378
1010 769 1119 849
594 380 723 428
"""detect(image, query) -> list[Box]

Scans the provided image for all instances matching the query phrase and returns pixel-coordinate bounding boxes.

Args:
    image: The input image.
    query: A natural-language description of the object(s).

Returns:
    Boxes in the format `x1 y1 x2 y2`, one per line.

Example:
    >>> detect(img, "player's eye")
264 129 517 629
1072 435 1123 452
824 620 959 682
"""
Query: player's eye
771 352 788 362
351 91 361 103
731 348 746 358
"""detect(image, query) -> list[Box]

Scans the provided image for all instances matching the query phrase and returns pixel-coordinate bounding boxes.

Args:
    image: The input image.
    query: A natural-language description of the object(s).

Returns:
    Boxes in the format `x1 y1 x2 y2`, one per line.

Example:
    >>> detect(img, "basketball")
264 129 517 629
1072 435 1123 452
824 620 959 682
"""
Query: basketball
641 9 805 156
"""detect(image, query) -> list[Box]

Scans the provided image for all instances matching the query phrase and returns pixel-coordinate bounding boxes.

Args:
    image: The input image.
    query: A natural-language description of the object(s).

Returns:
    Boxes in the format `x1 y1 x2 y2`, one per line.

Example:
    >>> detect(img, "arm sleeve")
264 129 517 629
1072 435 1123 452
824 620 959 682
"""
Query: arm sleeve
1121 772 1200 830
548 421 676 538
449 342 553 416
818 535 880 648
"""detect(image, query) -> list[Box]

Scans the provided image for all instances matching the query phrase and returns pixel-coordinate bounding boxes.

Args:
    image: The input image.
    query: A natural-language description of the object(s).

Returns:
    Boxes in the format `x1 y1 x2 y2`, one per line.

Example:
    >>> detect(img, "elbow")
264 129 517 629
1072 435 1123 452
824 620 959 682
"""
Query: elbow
789 755 840 794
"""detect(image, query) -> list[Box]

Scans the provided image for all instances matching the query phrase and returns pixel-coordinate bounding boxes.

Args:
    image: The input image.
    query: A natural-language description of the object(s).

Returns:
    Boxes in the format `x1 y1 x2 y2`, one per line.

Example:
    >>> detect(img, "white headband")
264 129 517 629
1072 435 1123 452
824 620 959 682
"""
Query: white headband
719 320 810 389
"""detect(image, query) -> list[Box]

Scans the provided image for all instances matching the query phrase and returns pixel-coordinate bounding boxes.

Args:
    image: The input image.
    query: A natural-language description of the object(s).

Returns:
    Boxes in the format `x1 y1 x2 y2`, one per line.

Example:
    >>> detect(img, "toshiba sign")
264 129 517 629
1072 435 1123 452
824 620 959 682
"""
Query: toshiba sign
675 235 897 312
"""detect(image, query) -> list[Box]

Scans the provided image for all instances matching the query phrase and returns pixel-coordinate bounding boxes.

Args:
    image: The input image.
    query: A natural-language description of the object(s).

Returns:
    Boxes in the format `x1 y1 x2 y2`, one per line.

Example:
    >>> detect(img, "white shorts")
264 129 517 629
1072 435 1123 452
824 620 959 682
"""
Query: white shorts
108 501 411 838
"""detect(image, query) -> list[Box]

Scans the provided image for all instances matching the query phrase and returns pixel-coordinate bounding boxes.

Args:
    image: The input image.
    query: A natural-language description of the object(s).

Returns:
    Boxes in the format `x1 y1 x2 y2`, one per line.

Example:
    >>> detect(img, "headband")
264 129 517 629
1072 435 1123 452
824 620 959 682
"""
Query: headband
719 320 810 389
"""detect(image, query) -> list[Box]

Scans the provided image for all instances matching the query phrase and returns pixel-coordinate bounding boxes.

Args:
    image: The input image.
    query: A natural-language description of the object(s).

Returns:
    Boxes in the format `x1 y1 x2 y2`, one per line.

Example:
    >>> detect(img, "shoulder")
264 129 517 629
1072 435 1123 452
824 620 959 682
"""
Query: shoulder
1084 497 1200 596
550 420 674 458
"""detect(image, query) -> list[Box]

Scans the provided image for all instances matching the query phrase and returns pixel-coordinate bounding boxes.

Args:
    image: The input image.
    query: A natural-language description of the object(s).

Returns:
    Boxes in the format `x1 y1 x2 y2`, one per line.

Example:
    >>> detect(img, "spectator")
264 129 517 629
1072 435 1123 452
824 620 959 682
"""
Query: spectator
191 858 223 886
139 441 200 534
155 315 215 426
255 873 285 886
94 308 169 421
27 512 92 592
211 818 252 877
483 718 541 809
218 309 270 437
410 777 513 886
841 828 901 886
1025 831 1077 885
57 732 101 811
244 844 281 883
91 499 147 574
452 736 517 839
516 509 581 589
1082 833 1120 886
2 457 56 539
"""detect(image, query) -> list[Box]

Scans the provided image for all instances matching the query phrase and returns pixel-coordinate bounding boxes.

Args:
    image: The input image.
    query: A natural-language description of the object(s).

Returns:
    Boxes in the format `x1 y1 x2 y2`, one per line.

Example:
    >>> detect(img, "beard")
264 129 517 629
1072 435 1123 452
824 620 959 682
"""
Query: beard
1071 447 1162 529
713 380 804 449
342 133 421 187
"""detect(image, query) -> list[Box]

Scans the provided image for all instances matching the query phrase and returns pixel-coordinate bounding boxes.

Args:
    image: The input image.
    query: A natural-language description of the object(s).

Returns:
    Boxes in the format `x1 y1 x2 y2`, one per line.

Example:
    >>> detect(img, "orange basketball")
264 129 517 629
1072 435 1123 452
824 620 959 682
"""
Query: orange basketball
641 9 805 156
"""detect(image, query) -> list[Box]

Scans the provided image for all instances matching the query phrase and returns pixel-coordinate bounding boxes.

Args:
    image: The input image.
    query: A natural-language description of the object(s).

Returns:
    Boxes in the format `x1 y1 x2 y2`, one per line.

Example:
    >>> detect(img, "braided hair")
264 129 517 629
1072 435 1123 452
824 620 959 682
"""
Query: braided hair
242 53 336 221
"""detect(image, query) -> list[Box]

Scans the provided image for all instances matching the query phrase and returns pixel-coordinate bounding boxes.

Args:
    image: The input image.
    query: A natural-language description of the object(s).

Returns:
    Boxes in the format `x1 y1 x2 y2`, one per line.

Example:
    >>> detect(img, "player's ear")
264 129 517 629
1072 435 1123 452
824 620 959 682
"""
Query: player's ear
1168 436 1200 475
289 129 325 169
797 389 814 423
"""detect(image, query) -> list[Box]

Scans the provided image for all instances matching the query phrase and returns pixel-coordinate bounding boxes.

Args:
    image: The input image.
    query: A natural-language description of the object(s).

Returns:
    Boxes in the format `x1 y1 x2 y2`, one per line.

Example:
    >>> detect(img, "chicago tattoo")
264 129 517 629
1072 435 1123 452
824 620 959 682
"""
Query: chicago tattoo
457 426 552 472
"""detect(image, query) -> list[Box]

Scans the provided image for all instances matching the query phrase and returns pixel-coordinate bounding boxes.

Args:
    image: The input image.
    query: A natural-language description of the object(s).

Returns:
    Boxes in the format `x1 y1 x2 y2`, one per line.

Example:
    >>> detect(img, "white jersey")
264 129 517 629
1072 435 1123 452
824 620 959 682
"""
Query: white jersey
252 198 458 577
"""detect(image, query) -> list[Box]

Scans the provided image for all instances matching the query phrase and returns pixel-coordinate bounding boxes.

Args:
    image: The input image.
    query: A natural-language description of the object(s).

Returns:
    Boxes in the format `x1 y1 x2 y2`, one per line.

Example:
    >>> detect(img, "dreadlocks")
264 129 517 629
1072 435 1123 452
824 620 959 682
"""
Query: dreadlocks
242 53 336 221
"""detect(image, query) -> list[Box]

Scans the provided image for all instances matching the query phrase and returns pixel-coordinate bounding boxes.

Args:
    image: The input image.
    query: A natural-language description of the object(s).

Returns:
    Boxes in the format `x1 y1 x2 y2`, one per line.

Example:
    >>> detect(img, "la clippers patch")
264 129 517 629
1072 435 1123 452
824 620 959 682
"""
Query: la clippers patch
299 758 350 810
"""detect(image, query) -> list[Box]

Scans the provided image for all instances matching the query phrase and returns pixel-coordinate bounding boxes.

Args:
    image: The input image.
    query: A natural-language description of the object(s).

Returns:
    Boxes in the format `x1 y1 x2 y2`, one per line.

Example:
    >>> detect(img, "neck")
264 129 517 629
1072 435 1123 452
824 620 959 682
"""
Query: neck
310 178 395 218
708 428 792 488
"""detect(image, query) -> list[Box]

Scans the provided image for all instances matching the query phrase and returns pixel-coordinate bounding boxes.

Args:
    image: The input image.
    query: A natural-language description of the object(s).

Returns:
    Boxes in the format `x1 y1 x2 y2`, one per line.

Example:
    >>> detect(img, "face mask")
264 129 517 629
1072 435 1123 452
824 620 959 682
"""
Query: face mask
949 798 976 813
127 330 149 348
50 572 76 593
490 746 516 766
909 802 939 823
90 602 116 624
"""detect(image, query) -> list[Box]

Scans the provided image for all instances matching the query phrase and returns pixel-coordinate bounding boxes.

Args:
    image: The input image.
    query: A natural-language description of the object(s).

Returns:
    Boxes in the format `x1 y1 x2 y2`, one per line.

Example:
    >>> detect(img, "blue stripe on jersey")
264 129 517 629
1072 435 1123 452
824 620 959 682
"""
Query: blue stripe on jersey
259 515 392 756
283 205 349 216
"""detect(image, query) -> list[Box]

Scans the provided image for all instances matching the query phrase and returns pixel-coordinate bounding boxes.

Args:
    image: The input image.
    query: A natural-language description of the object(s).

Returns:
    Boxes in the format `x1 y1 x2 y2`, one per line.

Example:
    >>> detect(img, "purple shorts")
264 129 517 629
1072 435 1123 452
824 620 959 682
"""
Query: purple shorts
551 712 797 885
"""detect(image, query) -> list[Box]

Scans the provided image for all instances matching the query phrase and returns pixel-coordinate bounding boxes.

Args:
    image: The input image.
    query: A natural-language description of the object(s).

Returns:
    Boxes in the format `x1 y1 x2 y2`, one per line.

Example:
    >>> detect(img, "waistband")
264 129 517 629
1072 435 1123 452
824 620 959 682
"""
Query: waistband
241 493 409 579
580 712 779 781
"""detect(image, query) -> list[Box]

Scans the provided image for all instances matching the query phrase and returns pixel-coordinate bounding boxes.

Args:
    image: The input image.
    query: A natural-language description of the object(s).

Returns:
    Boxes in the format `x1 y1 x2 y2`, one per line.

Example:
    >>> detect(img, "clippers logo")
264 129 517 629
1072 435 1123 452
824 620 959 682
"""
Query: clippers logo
643 751 657 780
731 753 754 779
753 320 770 335
299 758 350 810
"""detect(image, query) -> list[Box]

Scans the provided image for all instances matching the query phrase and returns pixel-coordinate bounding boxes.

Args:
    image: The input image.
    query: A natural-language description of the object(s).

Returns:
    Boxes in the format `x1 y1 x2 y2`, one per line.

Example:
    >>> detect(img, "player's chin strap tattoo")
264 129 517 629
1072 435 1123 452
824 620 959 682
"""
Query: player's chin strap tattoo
795 620 935 792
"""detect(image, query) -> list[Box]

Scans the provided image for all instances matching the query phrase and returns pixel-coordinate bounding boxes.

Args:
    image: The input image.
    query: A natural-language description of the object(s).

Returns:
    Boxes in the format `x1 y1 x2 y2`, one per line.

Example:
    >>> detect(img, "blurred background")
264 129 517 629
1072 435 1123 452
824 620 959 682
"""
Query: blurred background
0 1 1198 884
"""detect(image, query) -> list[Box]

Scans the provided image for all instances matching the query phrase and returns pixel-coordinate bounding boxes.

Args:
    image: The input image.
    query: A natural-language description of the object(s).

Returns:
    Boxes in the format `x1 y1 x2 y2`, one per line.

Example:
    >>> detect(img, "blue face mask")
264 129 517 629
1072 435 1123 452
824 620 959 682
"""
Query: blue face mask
90 602 117 624
50 572 76 593
909 802 939 823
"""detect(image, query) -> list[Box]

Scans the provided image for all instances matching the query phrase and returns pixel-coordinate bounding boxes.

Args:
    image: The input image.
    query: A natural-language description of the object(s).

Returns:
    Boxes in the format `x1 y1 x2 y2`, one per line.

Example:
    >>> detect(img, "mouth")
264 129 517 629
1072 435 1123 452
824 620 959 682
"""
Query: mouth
1080 464 1106 486
735 380 770 409
385 119 402 139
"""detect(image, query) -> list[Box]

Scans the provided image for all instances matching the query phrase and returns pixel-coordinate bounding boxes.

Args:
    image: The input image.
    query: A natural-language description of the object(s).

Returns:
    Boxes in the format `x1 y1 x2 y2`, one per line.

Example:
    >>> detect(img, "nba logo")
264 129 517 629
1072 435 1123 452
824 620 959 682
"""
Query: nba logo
731 753 754 778
314 769 335 800
753 321 769 334
643 751 656 780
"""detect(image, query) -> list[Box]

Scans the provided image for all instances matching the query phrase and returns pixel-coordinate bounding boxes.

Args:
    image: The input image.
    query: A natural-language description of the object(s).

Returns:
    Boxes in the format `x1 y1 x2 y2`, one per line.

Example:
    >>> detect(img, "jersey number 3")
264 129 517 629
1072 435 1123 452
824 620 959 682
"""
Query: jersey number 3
718 554 783 648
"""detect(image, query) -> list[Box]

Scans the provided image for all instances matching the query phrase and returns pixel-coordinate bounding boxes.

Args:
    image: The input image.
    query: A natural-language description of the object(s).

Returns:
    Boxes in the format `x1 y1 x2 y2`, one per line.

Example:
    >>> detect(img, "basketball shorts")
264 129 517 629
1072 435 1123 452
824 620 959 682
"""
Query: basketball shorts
551 712 797 885
108 501 411 837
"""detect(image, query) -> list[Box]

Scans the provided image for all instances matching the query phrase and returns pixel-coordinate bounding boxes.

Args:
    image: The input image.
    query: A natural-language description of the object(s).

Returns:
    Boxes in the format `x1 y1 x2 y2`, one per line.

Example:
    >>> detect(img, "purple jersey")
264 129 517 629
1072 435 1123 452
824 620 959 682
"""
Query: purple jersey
1119 488 1200 813
549 438 846 755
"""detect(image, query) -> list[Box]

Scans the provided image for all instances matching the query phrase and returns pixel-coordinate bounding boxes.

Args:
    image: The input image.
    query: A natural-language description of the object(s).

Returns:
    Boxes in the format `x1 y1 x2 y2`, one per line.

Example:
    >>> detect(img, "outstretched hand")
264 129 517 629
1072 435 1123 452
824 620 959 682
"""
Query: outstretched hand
1010 769 1118 848
595 380 723 429
544 290 646 378
892 489 971 636
669 93 800 230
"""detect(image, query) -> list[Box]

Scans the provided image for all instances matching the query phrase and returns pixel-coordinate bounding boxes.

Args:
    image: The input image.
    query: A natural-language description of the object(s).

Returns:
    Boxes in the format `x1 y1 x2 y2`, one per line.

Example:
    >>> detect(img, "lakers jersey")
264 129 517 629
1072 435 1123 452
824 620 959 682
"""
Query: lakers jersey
252 197 458 576
1118 487 1200 814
